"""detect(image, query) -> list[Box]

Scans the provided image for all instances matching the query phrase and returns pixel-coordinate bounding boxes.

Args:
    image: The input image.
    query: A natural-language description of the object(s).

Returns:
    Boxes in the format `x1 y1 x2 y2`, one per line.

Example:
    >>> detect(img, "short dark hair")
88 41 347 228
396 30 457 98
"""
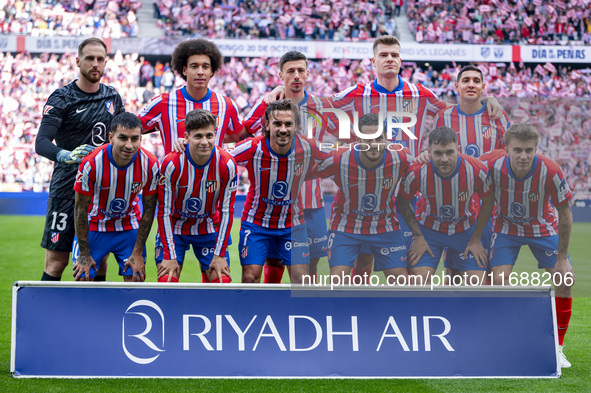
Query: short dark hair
111 112 142 134
279 51 308 72
78 38 107 57
504 123 539 146
185 109 217 134
171 39 223 80
373 35 401 53
262 99 299 139
359 113 380 132
429 126 458 146
457 65 483 82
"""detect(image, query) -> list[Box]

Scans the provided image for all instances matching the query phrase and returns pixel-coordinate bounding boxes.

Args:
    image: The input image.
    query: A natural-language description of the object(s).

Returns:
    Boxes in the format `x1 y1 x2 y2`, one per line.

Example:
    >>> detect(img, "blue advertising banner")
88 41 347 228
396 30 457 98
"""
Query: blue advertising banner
11 283 559 378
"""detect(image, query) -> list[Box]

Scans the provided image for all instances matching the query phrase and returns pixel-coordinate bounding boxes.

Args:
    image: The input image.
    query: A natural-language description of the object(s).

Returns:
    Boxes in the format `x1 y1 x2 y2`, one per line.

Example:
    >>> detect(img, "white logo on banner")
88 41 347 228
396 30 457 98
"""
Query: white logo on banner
122 300 165 364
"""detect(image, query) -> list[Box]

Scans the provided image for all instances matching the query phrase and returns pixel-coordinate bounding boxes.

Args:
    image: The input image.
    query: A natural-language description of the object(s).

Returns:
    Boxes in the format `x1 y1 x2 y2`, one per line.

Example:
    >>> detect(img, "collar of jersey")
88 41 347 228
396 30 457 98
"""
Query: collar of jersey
506 155 539 181
455 101 487 117
185 144 215 168
372 76 404 94
354 148 386 171
265 137 294 157
73 80 102 95
298 91 309 107
430 156 461 179
181 87 212 103
107 144 137 170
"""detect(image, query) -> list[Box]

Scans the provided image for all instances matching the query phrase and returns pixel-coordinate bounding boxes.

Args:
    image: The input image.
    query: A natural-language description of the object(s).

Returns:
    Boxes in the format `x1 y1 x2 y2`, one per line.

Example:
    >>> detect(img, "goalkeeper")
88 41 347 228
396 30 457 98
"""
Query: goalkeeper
35 38 124 281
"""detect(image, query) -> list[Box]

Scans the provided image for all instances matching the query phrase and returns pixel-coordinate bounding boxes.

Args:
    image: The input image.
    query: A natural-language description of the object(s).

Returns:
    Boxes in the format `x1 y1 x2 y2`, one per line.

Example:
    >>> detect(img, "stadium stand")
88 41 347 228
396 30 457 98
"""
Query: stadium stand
0 0 140 37
406 0 591 44
1 51 590 197
153 0 388 40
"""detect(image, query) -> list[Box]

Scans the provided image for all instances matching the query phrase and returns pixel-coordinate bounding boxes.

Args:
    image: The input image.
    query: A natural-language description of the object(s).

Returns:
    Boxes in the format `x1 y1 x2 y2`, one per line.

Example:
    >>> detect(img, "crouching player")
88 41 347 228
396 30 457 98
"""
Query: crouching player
467 123 575 368
73 112 159 281
397 126 492 284
231 99 329 284
157 109 237 283
313 114 412 282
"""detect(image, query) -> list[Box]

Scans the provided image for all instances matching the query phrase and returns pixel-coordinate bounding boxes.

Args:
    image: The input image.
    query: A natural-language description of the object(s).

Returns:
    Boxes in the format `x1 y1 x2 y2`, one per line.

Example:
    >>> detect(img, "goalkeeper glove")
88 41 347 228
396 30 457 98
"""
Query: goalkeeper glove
56 144 95 164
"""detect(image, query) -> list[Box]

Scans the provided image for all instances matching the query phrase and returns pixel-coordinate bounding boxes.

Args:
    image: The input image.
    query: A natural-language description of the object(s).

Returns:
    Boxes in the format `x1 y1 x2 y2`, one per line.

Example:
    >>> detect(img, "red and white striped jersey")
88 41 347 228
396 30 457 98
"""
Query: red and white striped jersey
231 134 329 228
434 103 510 157
243 91 336 209
481 149 572 237
331 76 447 157
74 145 159 232
316 147 411 234
399 154 492 235
158 146 237 259
139 87 244 153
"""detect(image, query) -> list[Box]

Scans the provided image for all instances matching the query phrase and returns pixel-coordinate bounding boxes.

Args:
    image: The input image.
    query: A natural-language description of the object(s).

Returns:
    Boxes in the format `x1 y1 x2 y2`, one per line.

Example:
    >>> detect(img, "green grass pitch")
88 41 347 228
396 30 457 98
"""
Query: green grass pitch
0 215 589 392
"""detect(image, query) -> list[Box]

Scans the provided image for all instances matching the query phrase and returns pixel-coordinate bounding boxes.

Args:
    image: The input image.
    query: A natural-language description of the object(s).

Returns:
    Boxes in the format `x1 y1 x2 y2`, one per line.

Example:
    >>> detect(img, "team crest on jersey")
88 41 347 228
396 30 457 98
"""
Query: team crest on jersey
528 193 540 202
481 125 493 139
402 99 414 113
206 180 217 193
43 105 54 115
458 190 469 201
241 246 249 258
105 101 115 115
131 182 142 193
294 163 304 176
383 177 395 189
50 231 60 244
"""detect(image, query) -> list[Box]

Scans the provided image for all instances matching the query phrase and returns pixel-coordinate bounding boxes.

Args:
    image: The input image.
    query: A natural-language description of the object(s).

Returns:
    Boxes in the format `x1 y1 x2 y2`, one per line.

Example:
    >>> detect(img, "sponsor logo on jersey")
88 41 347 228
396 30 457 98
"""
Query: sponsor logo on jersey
50 231 60 244
206 180 217 193
131 182 142 194
75 171 83 183
528 192 540 202
158 175 167 186
458 190 469 202
43 105 53 115
105 101 115 115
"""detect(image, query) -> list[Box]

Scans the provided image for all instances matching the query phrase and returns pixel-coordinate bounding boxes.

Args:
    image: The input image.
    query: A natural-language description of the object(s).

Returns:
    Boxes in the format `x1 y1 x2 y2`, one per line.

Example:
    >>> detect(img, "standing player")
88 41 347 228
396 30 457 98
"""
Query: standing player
140 39 247 153
397 127 492 283
432 64 511 278
73 113 159 281
231 99 329 284
313 114 412 280
467 124 575 368
35 37 124 281
156 109 237 283
243 51 333 283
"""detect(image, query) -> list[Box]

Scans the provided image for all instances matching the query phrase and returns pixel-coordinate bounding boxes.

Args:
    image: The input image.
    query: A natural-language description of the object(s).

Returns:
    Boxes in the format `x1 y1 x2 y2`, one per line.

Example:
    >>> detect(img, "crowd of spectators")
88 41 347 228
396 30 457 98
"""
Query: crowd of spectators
153 0 396 40
0 0 140 37
407 0 591 44
1 51 590 199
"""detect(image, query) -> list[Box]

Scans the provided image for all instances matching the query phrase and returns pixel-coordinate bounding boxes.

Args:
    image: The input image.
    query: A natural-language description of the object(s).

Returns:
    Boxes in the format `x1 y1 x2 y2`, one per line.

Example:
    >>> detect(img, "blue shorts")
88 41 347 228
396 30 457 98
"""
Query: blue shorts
268 208 328 260
72 230 145 278
239 221 310 266
489 232 569 269
328 230 407 271
358 209 413 256
444 219 492 270
154 233 231 272
414 224 485 271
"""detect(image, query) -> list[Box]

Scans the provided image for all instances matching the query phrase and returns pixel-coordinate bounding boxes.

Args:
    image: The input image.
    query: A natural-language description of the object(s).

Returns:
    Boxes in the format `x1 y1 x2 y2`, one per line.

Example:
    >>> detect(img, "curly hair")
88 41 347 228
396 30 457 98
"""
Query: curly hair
171 39 224 80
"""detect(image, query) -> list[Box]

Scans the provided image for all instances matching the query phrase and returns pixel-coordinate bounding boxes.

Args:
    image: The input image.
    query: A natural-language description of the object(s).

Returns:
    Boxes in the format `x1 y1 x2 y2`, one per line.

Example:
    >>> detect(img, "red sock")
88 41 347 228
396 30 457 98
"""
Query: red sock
351 268 371 284
211 275 232 283
158 275 179 283
555 297 572 346
201 273 211 283
263 265 285 283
